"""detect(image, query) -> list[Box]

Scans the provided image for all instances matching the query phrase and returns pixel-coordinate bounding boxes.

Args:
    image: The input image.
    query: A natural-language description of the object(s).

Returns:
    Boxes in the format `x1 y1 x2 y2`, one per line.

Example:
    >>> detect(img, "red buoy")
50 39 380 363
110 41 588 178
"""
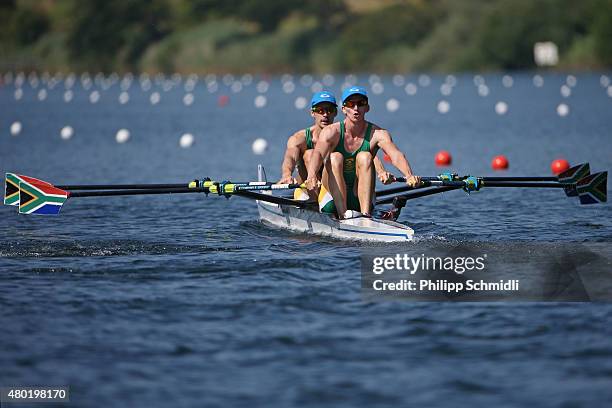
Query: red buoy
383 153 391 163
491 155 509 170
551 158 570 175
435 150 452 167
218 95 229 107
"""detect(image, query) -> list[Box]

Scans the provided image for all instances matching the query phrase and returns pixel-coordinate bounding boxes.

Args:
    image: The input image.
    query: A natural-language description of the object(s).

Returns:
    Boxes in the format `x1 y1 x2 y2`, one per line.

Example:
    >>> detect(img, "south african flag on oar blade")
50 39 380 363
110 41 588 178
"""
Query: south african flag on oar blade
4 173 53 206
18 177 68 215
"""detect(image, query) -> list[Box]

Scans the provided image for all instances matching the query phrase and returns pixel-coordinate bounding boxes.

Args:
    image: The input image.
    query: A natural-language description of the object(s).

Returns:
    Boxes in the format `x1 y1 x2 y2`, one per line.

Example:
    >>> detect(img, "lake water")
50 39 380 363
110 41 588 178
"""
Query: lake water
1 72 611 407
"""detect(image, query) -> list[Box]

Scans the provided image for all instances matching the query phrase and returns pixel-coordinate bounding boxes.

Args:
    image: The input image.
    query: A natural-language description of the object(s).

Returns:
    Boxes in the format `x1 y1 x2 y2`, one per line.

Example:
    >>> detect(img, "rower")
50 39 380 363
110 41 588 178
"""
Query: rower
305 86 421 219
278 91 338 186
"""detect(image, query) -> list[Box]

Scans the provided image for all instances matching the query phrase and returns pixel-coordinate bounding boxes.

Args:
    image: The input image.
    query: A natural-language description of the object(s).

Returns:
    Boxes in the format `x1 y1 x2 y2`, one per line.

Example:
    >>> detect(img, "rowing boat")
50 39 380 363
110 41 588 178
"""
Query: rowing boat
254 165 413 242
256 199 414 242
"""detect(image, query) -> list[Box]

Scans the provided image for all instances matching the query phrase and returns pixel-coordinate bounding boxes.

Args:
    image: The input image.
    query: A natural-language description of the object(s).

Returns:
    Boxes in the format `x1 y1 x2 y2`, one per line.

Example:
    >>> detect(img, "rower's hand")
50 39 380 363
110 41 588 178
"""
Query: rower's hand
377 171 394 185
304 177 321 191
406 175 422 188
278 175 297 185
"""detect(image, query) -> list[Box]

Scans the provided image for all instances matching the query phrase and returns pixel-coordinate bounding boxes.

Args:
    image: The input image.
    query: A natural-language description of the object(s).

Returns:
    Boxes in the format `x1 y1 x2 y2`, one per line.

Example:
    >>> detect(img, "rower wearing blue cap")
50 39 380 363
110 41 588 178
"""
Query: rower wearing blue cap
278 91 338 190
305 86 421 219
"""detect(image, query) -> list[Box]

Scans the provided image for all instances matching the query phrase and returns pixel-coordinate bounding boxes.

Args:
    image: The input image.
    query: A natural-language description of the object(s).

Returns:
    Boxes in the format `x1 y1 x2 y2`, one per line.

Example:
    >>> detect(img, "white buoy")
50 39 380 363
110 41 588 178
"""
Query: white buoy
371 82 384 95
533 75 544 87
392 75 405 87
502 75 513 87
179 133 194 148
566 75 577 87
386 98 400 112
60 126 74 140
368 74 381 85
206 81 218 93
310 81 323 93
256 81 269 93
89 90 100 104
600 75 610 88
607 86 612 98
241 74 253 85
141 80 151 92
63 90 73 103
418 74 431 87
183 93 194 106
118 92 129 104
322 74 335 86
150 92 160 105
222 74 234 86
473 75 485 86
495 101 508 115
294 96 307 110
405 83 417 96
252 138 268 155
344 74 357 85
230 81 242 93
37 89 47 101
437 100 450 114
560 85 571 98
10 121 22 136
300 75 313 87
115 129 130 143
556 103 569 117
254 95 267 108
14 88 23 100
440 83 452 96
282 81 295 94
478 84 490 97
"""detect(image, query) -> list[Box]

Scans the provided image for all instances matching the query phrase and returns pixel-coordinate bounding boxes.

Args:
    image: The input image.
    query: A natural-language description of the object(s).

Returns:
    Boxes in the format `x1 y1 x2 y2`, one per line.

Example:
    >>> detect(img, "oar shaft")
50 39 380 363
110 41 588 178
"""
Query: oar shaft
68 188 206 197
481 177 557 182
58 183 189 190
376 186 460 205
482 181 569 188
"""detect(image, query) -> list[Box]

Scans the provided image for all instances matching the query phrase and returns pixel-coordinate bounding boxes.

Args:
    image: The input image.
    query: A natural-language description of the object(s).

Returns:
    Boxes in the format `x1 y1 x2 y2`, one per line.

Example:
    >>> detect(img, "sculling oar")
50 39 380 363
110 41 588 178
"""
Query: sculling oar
375 170 607 220
376 163 591 198
4 173 309 215
378 172 606 205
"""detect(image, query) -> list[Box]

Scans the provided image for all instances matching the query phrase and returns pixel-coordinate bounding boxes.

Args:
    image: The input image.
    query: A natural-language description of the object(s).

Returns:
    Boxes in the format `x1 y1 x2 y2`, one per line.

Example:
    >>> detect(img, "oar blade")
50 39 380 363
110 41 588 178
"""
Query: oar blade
5 173 54 206
558 163 590 197
576 171 607 205
18 179 69 215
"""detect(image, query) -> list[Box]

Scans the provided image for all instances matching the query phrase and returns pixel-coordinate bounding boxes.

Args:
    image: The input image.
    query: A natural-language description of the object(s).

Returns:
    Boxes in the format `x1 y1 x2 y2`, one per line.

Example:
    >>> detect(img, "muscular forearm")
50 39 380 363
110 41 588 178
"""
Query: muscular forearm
390 150 414 178
373 155 387 175
280 147 300 178
306 150 324 180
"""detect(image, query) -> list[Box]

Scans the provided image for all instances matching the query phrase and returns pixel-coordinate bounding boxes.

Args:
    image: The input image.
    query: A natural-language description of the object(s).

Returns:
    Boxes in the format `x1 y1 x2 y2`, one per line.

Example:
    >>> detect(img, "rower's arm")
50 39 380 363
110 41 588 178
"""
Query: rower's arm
279 132 305 183
376 130 415 178
373 155 393 184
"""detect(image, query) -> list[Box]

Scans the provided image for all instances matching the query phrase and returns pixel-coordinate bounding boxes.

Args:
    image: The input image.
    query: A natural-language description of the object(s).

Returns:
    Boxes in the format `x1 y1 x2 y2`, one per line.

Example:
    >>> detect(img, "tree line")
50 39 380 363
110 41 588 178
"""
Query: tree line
1 0 610 73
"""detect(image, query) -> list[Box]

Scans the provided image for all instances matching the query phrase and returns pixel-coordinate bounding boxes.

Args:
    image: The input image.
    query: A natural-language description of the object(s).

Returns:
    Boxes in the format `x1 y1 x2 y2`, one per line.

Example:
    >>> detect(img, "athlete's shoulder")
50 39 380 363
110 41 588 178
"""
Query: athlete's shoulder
370 124 393 144
287 128 308 147
368 122 386 132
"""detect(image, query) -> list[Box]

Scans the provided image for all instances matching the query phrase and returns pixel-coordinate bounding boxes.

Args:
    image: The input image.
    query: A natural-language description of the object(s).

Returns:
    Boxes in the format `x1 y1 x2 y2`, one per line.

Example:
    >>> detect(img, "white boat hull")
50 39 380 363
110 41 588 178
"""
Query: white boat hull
256 200 414 242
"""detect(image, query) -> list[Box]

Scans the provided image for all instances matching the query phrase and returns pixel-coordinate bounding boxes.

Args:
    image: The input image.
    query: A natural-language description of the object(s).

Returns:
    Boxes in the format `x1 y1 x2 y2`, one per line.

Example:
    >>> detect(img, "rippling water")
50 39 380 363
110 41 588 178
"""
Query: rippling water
1 73 611 407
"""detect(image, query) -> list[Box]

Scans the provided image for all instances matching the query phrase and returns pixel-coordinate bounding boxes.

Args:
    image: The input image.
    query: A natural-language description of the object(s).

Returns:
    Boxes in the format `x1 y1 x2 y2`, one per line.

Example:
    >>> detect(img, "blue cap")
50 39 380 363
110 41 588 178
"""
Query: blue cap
310 91 337 107
341 86 368 103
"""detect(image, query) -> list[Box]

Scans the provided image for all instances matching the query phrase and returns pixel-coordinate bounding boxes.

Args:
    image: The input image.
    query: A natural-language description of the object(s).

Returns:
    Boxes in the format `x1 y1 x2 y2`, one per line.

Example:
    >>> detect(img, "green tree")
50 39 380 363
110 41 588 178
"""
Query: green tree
64 0 171 71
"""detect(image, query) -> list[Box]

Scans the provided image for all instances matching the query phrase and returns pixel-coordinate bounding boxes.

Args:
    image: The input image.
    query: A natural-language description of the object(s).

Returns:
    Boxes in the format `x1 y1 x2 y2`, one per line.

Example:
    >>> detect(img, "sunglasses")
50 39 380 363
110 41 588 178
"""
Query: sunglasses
312 105 337 115
343 99 368 108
